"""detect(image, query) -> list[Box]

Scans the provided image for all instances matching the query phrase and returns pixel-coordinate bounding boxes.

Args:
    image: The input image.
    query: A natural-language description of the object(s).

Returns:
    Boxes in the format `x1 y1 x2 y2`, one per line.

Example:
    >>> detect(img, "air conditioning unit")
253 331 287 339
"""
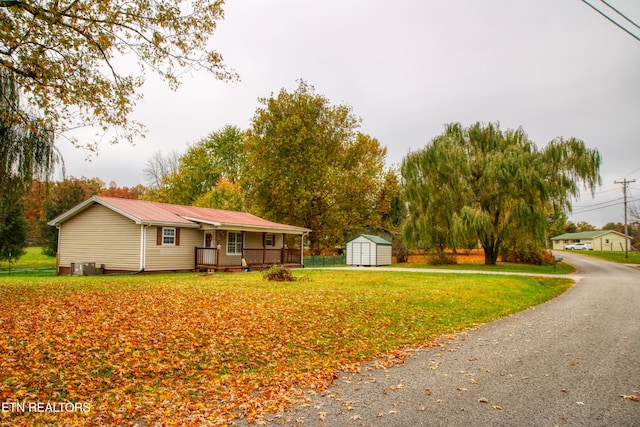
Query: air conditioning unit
71 262 96 276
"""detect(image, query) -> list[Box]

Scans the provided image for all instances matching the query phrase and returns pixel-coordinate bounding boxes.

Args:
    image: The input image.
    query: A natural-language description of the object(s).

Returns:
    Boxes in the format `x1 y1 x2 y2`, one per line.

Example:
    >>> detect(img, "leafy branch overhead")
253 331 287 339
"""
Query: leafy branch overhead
0 0 236 147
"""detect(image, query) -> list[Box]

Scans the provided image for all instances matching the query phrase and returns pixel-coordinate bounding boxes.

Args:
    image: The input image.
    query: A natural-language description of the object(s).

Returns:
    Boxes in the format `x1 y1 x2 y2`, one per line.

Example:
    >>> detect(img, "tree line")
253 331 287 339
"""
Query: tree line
0 1 622 265
4 79 619 266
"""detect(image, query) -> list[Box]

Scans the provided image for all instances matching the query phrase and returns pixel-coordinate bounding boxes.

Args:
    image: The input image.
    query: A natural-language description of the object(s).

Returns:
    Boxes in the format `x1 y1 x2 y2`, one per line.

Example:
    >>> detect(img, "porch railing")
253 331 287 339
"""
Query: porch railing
195 247 302 268
195 247 218 267
243 248 302 265
283 249 302 264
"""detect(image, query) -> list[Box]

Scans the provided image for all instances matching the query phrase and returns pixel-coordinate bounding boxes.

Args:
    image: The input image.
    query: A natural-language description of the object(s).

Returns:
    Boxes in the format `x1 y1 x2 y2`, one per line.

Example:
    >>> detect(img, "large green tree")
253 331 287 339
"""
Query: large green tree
0 0 235 147
376 168 409 261
157 125 245 206
243 80 387 253
402 122 601 265
0 178 27 263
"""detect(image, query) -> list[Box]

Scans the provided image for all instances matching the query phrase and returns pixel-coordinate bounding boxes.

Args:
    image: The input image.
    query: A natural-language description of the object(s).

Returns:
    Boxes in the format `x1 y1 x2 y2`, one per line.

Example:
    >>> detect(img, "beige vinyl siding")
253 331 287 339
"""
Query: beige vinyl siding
58 204 140 270
591 233 631 251
244 232 261 248
144 226 201 271
216 230 241 266
243 232 283 249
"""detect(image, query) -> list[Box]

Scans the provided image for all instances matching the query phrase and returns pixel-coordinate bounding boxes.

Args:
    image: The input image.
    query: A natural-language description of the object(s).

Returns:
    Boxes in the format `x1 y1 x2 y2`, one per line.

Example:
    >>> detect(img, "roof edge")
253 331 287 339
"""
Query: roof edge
47 196 134 226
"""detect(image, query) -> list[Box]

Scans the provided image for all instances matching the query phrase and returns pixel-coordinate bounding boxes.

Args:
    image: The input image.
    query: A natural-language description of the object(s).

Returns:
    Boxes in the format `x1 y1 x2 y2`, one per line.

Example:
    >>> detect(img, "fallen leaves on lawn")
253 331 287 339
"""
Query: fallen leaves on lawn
0 272 570 425
0 277 426 425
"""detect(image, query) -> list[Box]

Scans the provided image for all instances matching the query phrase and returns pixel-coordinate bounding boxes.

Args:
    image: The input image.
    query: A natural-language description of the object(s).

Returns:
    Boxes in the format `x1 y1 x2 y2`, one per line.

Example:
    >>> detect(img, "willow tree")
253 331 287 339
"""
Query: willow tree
402 122 601 265
243 80 387 253
0 71 58 261
0 0 235 147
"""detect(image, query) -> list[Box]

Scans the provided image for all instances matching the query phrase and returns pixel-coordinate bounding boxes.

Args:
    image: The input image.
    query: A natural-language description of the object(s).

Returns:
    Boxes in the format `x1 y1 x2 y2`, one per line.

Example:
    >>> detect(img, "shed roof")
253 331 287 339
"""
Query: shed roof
347 234 392 245
551 230 632 241
48 196 312 234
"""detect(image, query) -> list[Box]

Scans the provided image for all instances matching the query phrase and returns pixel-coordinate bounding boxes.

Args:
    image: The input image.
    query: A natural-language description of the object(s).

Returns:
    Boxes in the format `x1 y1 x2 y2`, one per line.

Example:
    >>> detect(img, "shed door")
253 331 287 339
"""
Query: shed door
352 242 371 266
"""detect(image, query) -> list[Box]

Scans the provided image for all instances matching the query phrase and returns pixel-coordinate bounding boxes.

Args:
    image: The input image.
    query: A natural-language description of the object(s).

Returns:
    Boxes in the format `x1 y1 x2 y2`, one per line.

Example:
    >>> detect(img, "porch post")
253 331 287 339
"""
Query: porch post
262 232 266 265
300 234 305 267
215 231 220 268
241 231 246 265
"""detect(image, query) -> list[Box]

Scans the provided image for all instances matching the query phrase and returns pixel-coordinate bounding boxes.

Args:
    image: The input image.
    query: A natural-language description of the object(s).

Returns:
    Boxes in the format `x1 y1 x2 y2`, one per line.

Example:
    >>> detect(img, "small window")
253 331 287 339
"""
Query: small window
265 233 275 247
163 228 176 245
227 232 242 255
605 239 610 244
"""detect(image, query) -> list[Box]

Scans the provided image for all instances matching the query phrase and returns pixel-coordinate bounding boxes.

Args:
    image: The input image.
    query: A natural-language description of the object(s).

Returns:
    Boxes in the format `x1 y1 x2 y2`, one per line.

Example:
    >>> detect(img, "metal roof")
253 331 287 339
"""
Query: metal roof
551 230 632 240
49 196 312 234
346 234 392 245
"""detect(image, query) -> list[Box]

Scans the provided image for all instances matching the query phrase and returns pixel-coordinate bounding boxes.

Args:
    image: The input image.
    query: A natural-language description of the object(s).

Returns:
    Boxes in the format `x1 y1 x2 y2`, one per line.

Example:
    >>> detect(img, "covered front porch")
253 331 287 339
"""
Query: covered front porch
194 229 307 272
195 247 304 272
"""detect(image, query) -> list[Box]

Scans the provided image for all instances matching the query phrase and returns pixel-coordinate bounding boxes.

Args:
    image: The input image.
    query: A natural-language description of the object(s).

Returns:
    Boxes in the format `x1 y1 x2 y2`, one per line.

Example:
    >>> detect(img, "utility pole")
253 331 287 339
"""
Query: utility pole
614 178 636 259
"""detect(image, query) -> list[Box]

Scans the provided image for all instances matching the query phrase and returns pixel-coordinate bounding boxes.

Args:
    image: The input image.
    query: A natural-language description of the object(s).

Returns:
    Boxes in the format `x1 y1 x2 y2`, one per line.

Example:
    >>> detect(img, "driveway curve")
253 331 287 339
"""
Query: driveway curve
260 252 640 426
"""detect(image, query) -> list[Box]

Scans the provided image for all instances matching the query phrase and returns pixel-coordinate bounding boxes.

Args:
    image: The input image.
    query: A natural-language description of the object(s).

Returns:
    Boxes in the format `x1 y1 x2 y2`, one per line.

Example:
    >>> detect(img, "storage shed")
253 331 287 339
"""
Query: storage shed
346 234 392 266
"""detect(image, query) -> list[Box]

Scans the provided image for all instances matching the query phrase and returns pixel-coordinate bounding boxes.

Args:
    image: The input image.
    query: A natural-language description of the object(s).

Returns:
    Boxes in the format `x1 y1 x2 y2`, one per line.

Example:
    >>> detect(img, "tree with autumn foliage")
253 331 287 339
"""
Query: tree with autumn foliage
0 0 235 148
243 80 387 253
402 122 601 265
99 181 146 199
148 125 246 205
194 177 245 211
40 177 105 256
375 169 409 261
22 181 50 245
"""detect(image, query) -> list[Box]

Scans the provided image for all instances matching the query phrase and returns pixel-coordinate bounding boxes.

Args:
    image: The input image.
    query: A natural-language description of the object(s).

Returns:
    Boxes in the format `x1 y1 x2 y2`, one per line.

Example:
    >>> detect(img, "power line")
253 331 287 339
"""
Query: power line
600 0 640 30
574 185 625 199
582 0 640 42
623 166 640 177
572 199 624 214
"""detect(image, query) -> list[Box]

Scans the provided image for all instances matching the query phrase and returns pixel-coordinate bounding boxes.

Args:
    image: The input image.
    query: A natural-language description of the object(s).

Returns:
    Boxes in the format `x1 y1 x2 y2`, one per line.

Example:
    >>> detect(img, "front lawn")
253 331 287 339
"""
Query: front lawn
0 270 572 425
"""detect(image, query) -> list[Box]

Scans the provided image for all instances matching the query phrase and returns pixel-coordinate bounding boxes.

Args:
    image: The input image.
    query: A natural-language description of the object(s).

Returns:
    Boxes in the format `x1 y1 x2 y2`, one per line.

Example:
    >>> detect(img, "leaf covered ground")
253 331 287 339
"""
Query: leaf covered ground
0 270 571 426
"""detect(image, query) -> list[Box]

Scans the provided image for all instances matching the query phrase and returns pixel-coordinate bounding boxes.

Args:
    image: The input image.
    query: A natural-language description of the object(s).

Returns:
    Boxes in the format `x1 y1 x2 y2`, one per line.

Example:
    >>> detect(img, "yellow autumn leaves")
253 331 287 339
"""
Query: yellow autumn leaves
0 271 571 425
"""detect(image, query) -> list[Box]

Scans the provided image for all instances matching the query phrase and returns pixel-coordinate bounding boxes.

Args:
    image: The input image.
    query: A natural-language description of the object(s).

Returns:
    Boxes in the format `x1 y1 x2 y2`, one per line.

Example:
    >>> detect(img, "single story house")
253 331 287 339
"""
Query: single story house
345 234 392 266
48 196 311 274
551 230 633 251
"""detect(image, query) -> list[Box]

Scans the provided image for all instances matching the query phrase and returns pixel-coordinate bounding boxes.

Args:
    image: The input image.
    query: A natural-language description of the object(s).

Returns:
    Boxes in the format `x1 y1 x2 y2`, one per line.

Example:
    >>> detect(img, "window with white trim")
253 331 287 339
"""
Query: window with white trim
227 232 242 255
265 233 275 247
163 227 176 245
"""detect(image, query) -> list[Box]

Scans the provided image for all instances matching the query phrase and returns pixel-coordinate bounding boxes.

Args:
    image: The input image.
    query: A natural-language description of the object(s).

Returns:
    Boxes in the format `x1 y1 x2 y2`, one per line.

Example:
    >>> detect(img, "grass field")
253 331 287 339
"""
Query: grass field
393 261 575 274
0 270 572 425
564 249 640 264
0 247 56 277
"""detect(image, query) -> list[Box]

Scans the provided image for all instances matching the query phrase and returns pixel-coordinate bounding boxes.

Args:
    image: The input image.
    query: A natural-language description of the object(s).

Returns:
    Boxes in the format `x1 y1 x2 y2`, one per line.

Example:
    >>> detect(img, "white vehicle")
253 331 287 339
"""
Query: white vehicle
564 242 591 250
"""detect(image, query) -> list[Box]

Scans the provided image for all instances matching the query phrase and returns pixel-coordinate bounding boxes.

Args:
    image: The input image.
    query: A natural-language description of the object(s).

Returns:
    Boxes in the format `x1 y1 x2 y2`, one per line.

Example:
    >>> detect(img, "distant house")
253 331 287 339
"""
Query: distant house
345 234 392 266
48 196 311 274
551 230 633 251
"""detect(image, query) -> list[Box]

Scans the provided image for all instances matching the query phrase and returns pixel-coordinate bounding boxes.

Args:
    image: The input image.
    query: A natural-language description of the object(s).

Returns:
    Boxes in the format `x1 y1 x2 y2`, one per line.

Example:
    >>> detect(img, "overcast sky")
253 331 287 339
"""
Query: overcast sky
58 0 640 228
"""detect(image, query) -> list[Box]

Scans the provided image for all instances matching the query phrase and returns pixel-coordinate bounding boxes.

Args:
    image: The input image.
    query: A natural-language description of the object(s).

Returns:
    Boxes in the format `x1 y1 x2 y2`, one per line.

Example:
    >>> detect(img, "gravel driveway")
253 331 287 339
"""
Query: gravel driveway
256 252 640 426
